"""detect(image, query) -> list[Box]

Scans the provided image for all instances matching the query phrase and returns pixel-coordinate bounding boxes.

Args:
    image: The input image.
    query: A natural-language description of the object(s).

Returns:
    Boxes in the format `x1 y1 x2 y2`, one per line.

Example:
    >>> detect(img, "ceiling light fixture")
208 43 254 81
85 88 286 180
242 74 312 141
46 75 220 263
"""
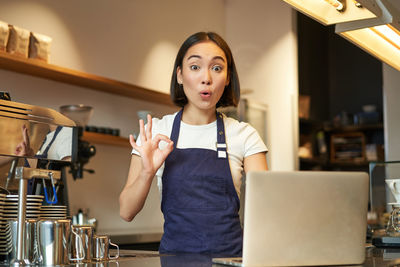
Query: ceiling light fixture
282 0 377 25
370 24 400 50
335 0 400 71
282 0 400 71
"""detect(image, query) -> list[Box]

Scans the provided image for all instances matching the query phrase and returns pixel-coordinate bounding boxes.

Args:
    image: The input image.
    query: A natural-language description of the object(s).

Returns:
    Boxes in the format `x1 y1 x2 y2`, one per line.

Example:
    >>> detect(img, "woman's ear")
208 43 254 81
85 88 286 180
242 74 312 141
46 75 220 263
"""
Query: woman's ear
177 66 183 84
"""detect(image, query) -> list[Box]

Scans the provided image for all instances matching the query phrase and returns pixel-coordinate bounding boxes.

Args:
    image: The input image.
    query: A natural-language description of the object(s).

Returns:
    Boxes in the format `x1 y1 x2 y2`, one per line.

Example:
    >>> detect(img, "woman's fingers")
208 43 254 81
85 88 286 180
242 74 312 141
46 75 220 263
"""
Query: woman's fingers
151 134 174 163
160 139 174 158
165 138 174 150
145 114 152 140
129 134 139 150
139 119 146 142
15 142 22 155
15 141 27 156
153 134 172 144
153 134 174 154
22 125 30 147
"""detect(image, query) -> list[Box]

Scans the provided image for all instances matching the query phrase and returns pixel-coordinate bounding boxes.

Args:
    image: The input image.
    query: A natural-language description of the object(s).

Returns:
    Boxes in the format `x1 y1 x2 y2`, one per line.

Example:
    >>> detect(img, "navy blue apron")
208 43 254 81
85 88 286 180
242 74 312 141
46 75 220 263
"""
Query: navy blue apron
159 109 243 256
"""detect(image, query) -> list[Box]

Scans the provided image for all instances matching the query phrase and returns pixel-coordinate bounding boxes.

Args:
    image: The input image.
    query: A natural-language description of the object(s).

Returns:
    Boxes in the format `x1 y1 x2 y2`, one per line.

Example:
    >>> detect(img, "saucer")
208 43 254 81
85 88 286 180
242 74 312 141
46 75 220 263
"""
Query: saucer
388 203 400 207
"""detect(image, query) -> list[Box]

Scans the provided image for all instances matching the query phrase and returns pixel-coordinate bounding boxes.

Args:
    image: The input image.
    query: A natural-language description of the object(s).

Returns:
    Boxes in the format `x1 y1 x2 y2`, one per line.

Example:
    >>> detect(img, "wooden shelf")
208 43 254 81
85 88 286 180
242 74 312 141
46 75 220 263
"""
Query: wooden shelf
82 131 130 148
324 123 383 133
300 157 370 166
329 160 370 167
0 51 173 106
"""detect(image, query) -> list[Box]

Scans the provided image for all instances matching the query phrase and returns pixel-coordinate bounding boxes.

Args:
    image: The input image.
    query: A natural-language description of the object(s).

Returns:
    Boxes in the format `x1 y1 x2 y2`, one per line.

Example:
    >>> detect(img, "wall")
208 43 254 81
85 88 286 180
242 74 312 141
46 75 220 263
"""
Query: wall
0 0 226 93
225 0 298 170
0 0 225 236
0 0 298 236
383 64 400 161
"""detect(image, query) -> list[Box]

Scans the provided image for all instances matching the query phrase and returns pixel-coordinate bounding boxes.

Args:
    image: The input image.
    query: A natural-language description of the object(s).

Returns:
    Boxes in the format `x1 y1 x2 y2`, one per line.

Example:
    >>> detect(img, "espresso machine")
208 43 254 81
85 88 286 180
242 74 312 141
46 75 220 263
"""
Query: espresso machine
0 96 78 265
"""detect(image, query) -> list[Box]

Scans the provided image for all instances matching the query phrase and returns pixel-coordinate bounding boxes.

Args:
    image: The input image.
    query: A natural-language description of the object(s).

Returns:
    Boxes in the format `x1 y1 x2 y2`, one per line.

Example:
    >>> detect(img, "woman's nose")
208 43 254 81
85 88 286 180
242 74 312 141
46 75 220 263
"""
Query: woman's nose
201 70 212 85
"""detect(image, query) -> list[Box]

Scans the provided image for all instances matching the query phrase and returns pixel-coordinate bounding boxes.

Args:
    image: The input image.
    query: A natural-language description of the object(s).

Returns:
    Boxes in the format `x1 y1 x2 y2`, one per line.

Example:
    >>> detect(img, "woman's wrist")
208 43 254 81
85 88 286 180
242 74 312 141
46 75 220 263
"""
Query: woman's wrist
139 169 156 182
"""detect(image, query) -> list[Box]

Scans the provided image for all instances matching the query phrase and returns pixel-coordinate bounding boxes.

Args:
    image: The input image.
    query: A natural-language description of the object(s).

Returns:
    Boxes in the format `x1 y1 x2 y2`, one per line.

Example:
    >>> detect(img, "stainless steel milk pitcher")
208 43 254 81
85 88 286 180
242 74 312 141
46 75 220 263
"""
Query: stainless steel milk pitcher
93 235 120 261
36 219 84 265
71 225 94 263
8 219 39 265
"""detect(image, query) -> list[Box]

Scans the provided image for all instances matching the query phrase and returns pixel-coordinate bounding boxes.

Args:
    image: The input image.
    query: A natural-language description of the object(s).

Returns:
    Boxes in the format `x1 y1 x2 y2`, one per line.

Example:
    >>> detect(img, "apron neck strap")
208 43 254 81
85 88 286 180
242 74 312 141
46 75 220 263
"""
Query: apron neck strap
216 112 227 159
170 109 226 151
216 112 226 144
170 109 183 147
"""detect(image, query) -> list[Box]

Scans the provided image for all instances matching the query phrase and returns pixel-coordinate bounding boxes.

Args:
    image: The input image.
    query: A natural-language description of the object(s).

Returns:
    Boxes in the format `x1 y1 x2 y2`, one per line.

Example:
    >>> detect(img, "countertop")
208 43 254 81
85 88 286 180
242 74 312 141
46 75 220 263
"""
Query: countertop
107 246 400 267
115 247 400 266
46 246 400 266
4 246 400 266
112 247 400 267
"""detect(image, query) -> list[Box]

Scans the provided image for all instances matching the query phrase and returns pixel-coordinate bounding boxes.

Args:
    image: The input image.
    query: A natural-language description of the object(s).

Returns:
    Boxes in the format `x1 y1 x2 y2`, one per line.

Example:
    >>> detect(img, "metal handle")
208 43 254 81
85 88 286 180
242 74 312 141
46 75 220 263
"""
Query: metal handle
42 172 58 204
70 227 85 261
108 241 120 260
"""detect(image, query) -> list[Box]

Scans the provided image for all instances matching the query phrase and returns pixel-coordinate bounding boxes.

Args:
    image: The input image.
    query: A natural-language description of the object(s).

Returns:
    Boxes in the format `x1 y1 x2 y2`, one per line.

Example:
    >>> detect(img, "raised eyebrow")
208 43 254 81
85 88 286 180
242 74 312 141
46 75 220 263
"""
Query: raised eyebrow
186 55 226 63
187 55 201 61
213 56 226 63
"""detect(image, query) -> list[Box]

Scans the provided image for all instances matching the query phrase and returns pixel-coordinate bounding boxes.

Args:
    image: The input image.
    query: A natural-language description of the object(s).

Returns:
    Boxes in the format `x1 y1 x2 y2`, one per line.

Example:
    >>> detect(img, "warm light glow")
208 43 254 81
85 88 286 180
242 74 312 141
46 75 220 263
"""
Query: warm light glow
370 24 400 50
284 0 400 72
352 0 362 8
339 26 400 71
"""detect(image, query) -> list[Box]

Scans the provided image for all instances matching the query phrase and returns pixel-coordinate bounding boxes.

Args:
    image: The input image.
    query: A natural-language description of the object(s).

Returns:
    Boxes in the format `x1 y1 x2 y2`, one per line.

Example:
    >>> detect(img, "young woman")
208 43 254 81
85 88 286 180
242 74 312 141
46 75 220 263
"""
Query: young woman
119 32 268 256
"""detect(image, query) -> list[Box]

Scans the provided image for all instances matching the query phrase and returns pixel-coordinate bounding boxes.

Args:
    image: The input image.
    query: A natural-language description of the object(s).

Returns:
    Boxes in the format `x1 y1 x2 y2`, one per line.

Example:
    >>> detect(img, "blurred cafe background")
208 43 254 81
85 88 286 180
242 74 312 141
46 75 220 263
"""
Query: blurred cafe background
0 0 400 253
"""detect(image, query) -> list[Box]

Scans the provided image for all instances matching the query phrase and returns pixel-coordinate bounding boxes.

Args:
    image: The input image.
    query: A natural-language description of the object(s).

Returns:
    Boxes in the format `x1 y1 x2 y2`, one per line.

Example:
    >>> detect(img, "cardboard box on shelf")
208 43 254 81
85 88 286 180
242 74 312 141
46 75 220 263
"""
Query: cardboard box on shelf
29 32 52 62
6 25 30 58
0 20 9 52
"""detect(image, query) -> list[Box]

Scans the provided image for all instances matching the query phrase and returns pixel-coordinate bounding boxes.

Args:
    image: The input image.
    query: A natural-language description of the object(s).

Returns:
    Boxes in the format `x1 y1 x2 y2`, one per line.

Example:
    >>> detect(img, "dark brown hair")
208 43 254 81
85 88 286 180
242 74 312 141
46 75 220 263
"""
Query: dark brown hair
170 32 240 108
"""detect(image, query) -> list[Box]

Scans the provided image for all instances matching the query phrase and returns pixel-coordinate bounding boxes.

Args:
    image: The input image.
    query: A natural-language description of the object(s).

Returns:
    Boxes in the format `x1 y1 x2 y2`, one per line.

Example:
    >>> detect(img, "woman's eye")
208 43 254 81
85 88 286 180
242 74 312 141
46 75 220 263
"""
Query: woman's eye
212 65 222 72
190 65 199 70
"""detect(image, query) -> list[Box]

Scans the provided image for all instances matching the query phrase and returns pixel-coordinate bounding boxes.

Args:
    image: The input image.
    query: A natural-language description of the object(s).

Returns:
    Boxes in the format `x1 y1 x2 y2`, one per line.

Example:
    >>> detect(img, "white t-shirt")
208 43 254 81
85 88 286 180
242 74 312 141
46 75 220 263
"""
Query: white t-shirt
132 112 268 197
36 127 73 161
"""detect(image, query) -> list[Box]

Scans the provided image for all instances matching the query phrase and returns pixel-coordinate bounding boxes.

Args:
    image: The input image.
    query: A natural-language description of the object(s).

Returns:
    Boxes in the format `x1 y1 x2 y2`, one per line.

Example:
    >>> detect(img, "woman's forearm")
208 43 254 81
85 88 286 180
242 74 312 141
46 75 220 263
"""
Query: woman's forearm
119 155 156 222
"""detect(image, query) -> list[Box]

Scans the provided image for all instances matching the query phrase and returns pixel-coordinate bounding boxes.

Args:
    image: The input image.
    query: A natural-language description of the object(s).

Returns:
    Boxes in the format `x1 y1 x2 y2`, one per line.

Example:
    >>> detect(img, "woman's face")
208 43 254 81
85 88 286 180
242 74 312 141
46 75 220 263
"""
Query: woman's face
177 41 229 112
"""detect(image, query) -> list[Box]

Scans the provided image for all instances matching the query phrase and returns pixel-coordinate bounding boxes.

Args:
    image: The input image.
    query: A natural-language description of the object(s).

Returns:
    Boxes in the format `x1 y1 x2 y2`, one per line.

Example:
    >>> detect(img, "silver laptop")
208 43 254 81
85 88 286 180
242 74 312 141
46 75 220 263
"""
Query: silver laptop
213 171 369 266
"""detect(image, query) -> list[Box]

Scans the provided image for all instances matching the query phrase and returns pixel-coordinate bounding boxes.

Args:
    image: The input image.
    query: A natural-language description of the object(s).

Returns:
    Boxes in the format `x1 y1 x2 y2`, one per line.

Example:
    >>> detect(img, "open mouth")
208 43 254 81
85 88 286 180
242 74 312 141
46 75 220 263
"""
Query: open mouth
200 91 211 97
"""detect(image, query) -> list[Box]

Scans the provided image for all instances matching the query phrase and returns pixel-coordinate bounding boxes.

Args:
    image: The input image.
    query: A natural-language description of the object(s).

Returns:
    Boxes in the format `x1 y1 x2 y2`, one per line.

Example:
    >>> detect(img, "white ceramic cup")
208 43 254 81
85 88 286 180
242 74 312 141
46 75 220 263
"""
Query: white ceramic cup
386 179 400 203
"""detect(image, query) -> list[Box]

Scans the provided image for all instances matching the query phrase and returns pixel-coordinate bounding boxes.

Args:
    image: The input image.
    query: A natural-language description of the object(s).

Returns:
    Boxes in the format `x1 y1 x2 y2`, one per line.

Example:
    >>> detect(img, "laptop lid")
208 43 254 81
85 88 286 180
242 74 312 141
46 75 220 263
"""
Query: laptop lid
242 171 369 266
